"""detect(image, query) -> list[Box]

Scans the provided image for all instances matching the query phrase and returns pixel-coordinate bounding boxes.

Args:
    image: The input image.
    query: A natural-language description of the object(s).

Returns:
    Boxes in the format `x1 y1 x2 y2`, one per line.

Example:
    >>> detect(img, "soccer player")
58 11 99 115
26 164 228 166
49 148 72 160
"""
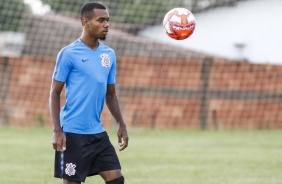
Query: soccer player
49 2 128 184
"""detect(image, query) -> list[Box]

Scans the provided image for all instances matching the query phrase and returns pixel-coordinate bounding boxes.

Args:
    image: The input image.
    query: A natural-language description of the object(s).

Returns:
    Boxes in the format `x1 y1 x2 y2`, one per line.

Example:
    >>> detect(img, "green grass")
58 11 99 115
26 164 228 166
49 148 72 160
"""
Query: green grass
0 127 282 184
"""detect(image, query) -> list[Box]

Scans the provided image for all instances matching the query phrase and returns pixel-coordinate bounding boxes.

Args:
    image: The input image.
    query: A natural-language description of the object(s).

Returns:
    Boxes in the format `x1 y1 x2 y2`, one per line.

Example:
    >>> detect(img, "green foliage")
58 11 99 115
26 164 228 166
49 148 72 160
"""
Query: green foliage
1 0 243 31
0 0 27 31
41 0 87 16
41 0 185 25
40 0 244 25
34 112 45 127
103 0 185 25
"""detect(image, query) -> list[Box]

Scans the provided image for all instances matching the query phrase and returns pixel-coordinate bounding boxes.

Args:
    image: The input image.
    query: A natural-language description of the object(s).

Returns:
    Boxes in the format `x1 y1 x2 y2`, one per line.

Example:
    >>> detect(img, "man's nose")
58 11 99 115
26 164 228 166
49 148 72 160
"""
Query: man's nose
104 21 109 27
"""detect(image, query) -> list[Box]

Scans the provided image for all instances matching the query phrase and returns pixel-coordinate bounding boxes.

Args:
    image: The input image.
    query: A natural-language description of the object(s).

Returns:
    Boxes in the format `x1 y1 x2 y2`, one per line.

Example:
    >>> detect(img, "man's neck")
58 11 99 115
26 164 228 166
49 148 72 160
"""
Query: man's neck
80 35 99 49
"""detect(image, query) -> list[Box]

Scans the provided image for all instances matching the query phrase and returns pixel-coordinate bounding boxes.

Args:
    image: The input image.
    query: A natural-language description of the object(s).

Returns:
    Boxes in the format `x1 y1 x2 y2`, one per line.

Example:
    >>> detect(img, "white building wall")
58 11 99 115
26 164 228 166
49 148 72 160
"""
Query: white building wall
139 0 282 65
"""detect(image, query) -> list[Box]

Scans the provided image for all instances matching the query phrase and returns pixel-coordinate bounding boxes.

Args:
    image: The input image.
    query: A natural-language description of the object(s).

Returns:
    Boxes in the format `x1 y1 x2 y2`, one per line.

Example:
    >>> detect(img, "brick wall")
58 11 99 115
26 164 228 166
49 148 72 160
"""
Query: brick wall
1 55 282 129
117 56 282 129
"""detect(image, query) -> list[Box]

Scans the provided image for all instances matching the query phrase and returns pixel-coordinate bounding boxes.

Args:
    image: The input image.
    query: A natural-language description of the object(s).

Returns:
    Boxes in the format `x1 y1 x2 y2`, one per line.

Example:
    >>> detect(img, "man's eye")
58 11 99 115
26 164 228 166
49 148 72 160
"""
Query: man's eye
98 19 110 23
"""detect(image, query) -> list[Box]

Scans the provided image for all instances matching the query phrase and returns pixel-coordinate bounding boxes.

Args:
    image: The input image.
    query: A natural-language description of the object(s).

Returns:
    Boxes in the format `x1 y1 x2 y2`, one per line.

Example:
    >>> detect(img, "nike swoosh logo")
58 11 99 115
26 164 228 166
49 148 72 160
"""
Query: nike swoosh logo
82 59 89 62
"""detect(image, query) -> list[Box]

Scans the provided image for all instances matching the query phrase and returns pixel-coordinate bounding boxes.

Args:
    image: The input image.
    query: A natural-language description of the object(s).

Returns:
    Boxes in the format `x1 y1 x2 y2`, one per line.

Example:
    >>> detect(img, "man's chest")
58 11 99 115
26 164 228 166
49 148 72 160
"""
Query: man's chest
70 53 112 80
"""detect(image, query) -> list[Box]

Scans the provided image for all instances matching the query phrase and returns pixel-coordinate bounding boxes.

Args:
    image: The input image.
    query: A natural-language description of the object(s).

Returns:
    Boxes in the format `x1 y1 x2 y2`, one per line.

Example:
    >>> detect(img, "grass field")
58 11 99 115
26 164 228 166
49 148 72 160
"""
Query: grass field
0 127 282 184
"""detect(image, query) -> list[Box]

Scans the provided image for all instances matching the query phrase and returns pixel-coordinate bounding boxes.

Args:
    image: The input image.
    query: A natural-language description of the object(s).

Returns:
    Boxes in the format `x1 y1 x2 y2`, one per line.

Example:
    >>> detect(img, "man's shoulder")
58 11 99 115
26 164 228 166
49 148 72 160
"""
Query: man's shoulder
99 42 115 53
63 39 81 51
58 39 83 56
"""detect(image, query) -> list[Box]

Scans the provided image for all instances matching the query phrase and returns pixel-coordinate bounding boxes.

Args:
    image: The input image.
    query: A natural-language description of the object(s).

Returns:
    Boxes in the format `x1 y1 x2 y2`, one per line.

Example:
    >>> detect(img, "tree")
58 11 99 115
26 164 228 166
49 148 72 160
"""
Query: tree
40 0 243 29
41 0 87 16
41 0 185 25
0 0 27 31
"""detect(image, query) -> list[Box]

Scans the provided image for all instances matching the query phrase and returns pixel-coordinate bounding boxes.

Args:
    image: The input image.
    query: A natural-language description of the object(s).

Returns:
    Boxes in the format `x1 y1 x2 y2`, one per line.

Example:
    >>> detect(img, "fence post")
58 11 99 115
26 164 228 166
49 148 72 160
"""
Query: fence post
1 57 10 126
200 58 213 129
151 112 156 129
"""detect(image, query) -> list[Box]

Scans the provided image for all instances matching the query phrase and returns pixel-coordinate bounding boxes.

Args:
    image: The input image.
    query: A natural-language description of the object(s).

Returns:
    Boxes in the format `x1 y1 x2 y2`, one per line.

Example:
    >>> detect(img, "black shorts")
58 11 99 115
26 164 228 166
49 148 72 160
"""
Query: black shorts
54 131 121 182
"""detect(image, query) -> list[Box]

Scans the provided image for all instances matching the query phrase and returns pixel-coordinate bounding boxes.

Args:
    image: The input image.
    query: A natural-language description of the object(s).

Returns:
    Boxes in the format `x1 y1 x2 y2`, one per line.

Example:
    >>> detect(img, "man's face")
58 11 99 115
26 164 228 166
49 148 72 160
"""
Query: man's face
85 9 110 40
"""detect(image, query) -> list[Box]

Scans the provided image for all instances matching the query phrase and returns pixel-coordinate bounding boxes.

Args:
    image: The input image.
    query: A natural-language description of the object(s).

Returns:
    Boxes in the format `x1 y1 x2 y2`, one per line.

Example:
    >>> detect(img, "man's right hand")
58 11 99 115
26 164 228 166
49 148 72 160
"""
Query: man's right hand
52 131 66 152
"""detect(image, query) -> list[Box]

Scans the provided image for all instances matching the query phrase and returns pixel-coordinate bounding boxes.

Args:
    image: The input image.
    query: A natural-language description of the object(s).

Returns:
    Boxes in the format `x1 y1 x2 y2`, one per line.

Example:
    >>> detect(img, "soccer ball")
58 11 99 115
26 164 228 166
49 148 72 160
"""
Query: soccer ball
163 8 196 40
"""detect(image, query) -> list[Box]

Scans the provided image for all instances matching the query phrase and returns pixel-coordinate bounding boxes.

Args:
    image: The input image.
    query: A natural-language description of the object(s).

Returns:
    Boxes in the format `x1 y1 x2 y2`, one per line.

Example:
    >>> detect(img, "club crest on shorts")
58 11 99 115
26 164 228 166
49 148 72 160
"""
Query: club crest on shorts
100 53 110 68
65 163 76 176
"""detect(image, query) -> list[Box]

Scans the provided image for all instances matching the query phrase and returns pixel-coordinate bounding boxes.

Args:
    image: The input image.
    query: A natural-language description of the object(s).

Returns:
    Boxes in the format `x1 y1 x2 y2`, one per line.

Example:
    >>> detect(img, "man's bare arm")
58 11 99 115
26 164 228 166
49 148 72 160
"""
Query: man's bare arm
106 84 129 151
49 79 66 152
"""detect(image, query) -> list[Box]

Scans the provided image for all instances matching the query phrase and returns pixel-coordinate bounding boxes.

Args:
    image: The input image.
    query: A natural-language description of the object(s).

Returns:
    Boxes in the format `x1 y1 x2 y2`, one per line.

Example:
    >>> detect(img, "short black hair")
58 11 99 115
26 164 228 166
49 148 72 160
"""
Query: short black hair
80 2 106 20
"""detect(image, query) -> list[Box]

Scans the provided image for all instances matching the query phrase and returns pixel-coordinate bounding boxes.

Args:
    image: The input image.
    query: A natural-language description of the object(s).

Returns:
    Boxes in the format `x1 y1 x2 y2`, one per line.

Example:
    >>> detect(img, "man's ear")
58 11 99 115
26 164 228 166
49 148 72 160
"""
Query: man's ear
81 18 89 28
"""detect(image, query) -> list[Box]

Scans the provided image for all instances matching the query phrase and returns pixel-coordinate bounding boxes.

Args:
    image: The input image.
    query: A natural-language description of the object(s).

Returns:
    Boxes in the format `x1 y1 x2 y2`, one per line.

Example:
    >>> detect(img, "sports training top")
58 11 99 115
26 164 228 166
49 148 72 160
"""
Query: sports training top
52 38 116 134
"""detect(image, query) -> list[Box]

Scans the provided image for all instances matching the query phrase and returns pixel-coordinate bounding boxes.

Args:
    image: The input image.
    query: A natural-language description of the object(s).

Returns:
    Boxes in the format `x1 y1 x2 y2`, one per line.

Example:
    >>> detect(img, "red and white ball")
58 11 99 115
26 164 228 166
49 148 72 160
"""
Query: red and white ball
163 8 196 40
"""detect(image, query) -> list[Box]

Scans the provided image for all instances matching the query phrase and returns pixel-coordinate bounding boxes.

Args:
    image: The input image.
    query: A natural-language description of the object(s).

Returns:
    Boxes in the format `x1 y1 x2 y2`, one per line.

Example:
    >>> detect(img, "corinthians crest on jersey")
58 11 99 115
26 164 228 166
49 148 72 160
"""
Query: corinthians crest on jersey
100 53 111 68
